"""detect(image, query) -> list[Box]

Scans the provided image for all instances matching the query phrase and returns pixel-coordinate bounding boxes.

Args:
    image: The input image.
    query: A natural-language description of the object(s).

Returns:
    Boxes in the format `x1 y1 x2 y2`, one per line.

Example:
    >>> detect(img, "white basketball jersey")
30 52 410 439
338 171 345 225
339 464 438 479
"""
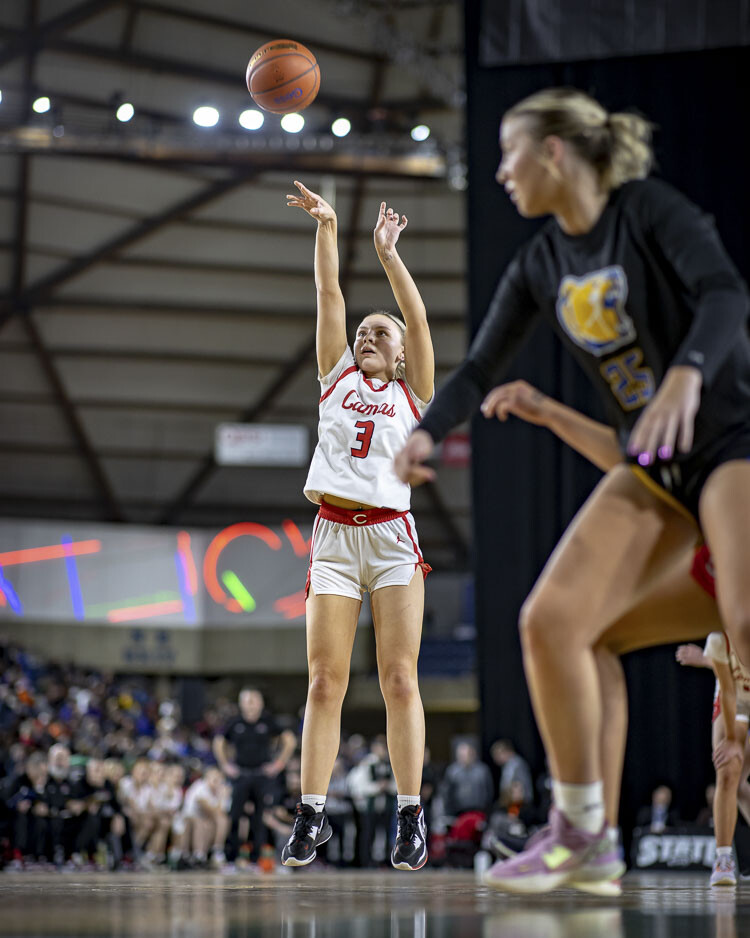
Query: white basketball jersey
304 348 431 511
705 631 750 717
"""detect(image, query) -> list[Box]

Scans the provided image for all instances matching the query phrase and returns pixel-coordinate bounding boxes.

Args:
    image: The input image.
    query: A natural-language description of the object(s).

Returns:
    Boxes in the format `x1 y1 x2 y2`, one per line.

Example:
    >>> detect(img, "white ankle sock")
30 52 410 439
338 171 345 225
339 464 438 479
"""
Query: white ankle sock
397 795 420 810
552 780 605 834
716 846 732 858
301 794 326 812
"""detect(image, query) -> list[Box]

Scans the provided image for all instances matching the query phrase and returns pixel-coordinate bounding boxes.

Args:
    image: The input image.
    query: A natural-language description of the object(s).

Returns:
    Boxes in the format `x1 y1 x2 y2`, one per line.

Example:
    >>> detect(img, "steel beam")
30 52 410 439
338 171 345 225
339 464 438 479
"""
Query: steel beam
0 0 122 68
131 1 383 64
0 127 446 180
0 170 256 326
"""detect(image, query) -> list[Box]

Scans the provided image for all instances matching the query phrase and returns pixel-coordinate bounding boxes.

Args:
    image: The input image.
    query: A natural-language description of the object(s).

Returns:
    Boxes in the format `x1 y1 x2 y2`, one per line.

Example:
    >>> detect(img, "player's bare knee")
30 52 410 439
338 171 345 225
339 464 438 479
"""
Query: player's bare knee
519 593 575 656
307 666 348 707
379 666 417 707
717 764 741 789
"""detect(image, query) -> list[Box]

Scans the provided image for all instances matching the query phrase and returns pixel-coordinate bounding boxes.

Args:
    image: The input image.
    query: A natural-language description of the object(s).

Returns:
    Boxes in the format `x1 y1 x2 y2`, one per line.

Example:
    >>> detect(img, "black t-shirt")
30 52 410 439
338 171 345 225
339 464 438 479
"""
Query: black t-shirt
222 712 281 769
45 776 76 816
70 777 120 816
420 178 750 463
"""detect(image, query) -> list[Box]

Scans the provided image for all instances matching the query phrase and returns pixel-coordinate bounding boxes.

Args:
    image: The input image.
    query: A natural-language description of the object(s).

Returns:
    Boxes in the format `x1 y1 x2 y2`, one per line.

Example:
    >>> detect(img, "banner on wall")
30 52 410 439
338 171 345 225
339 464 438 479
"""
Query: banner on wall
0 518 313 628
214 423 308 466
479 0 750 67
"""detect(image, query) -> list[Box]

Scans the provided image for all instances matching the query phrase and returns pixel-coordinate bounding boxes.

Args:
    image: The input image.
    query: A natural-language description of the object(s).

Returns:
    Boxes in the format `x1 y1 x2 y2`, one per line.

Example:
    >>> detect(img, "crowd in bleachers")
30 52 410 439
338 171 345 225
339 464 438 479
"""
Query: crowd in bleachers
0 636 565 873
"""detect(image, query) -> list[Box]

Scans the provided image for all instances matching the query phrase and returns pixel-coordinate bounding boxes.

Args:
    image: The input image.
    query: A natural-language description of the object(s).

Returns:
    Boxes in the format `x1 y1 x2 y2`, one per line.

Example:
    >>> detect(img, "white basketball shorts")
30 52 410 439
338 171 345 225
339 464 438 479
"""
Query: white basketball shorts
306 501 431 601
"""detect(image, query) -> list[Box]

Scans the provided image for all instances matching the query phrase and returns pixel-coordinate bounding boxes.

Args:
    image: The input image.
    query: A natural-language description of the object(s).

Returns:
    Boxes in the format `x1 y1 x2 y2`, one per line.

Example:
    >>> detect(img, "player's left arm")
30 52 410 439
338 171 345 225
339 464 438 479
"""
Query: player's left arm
628 181 749 462
481 380 622 472
373 202 434 402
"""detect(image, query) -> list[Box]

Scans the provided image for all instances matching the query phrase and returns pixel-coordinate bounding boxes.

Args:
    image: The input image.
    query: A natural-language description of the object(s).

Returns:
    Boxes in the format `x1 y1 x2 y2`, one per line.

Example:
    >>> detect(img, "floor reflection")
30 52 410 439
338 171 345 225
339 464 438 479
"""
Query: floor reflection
0 871 747 937
482 908 622 938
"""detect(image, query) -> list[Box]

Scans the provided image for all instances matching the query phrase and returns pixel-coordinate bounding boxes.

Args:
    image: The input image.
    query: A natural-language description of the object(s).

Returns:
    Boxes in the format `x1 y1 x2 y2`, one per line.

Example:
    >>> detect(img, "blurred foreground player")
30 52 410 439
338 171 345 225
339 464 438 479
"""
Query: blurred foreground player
281 181 434 870
397 86 750 892
480 378 724 894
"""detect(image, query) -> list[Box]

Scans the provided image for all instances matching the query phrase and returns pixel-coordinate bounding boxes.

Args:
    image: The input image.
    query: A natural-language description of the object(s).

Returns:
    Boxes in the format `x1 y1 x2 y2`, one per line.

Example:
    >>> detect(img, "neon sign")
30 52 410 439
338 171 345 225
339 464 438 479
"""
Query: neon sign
0 519 313 627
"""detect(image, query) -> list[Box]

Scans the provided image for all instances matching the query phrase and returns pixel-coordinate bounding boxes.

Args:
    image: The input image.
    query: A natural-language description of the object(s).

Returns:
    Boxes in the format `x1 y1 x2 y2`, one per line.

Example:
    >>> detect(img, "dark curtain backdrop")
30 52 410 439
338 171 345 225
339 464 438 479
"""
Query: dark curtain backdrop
465 0 750 831
479 0 750 66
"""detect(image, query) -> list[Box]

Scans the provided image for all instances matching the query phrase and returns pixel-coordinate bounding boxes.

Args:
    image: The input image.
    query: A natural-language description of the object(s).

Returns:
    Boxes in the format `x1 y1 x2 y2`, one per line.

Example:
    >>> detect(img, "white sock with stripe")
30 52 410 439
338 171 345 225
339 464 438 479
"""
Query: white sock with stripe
301 794 326 813
552 780 605 835
397 795 421 810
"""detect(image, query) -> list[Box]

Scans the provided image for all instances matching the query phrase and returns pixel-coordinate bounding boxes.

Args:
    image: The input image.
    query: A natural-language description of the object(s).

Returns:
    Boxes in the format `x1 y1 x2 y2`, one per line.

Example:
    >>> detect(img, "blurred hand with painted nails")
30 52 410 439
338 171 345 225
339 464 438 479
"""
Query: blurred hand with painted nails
394 429 436 486
627 366 702 464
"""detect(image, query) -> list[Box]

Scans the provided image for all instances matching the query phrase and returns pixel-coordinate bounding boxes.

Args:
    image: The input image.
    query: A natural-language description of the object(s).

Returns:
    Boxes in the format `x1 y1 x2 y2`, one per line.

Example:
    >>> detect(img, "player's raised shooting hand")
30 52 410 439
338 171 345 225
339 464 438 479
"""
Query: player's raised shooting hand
374 202 408 258
286 180 336 224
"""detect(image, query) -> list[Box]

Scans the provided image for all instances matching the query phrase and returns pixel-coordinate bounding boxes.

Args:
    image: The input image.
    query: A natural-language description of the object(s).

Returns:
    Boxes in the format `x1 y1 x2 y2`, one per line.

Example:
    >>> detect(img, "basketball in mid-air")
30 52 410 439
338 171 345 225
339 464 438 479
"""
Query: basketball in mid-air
246 39 320 114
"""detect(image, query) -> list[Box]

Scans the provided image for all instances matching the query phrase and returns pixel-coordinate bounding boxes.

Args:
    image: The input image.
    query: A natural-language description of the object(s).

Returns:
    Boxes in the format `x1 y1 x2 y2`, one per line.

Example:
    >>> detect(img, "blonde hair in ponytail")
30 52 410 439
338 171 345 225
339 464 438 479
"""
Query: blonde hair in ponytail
506 87 654 191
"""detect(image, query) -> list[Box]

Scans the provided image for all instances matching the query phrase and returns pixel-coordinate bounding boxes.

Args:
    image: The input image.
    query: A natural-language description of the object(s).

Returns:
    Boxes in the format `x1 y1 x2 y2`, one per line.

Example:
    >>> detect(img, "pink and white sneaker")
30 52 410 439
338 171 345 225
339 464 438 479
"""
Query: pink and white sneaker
710 854 737 887
483 808 625 894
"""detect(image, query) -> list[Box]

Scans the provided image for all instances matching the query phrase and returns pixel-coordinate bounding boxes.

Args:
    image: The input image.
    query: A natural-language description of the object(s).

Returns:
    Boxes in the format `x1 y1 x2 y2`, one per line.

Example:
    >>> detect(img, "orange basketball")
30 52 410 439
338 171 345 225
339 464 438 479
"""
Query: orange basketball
246 39 320 114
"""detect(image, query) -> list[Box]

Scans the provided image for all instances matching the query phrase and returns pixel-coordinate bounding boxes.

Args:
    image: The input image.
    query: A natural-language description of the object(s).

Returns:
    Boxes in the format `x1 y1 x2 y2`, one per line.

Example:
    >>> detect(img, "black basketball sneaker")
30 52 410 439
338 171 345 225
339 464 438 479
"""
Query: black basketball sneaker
391 804 428 871
281 802 332 867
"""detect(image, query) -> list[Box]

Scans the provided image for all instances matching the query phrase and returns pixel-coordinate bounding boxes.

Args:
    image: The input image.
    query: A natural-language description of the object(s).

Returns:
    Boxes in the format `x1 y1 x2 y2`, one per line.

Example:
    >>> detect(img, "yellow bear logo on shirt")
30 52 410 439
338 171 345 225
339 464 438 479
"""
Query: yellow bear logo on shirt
556 266 635 357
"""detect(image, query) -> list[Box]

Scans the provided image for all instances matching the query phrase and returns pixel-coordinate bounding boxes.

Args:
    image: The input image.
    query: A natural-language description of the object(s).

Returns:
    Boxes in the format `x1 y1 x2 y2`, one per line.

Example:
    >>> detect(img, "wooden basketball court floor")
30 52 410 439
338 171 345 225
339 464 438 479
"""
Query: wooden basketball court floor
0 870 748 937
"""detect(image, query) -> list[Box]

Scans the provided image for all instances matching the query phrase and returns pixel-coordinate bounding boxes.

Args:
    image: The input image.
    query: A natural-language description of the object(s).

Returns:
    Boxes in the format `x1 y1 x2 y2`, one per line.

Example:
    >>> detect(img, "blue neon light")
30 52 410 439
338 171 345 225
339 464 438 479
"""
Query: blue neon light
174 551 196 624
61 534 85 620
0 565 23 615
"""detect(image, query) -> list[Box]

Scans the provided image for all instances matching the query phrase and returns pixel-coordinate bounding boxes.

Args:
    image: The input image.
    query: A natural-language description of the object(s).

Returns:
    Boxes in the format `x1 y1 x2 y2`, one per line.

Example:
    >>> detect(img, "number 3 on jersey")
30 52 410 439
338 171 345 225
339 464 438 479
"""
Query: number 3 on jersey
351 420 375 458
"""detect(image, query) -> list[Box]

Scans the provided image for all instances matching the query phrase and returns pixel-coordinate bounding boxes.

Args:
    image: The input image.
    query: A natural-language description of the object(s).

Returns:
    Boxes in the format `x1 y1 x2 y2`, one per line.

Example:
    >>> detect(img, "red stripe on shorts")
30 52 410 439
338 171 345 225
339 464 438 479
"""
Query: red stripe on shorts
690 544 716 599
305 513 322 599
403 514 432 579
712 690 721 723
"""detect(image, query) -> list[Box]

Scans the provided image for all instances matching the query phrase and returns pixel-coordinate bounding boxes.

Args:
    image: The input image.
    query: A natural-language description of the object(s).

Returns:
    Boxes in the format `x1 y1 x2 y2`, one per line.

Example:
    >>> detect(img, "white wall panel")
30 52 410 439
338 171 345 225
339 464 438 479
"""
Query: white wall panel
54 262 317 308
102 456 200 501
0 403 72 447
28 203 134 255
54 357 278 405
63 4 129 44
0 453 93 498
31 154 198 216
0 351 52 395
80 408 224 453
195 464 311 505
35 308 309 358
194 184 356 231
124 224 317 269
348 278 464 317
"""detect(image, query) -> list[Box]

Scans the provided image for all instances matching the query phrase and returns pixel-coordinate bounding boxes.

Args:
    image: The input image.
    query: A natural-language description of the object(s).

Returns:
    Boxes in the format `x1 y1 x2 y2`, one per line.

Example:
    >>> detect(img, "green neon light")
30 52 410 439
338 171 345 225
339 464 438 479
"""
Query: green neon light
221 570 256 612
88 590 181 616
